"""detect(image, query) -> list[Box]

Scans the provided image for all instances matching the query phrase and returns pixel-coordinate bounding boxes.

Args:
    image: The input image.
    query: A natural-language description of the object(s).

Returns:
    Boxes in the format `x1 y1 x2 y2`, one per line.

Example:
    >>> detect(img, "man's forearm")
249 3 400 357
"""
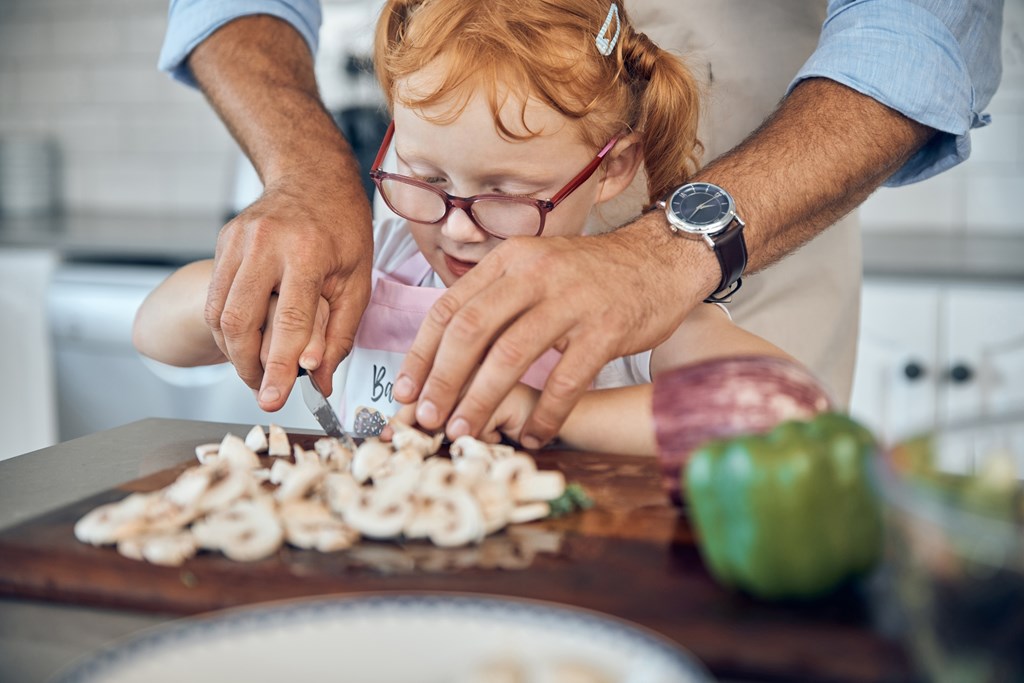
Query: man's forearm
622 77 937 304
187 14 361 189
696 77 935 273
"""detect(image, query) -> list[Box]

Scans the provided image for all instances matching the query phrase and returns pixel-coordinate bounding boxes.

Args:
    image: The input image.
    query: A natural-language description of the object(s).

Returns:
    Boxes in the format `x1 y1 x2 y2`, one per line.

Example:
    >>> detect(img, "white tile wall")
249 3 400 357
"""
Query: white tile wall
0 0 238 214
860 4 1024 236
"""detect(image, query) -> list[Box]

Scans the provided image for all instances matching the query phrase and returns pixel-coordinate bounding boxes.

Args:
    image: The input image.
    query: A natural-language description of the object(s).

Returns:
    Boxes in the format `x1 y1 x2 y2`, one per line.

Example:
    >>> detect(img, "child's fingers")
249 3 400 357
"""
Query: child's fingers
382 403 419 442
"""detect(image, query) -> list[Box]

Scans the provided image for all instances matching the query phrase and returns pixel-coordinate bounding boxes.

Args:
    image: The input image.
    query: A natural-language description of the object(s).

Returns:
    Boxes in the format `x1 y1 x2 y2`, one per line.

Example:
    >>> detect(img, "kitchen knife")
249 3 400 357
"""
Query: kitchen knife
297 368 357 450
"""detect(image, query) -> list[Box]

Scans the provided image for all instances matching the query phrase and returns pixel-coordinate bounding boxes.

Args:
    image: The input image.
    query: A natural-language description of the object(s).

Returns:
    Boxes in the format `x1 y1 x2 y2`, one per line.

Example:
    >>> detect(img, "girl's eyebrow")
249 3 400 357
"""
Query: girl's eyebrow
396 147 557 187
394 146 441 170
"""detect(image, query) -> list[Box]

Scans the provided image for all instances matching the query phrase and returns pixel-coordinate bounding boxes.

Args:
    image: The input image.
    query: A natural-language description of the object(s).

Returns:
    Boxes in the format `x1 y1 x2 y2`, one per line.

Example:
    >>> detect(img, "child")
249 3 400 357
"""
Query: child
133 0 798 455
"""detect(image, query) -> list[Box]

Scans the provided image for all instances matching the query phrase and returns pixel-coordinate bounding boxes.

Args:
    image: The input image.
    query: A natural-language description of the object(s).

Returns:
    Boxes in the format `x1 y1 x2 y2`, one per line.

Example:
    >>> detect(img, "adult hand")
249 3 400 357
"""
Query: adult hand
187 15 374 412
206 174 373 411
393 216 717 447
259 292 331 381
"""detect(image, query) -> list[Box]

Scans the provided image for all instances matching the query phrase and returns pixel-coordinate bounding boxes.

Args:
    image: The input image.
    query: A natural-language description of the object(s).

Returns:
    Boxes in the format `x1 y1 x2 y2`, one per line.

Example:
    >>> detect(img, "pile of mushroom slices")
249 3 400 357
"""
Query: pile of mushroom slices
73 422 568 567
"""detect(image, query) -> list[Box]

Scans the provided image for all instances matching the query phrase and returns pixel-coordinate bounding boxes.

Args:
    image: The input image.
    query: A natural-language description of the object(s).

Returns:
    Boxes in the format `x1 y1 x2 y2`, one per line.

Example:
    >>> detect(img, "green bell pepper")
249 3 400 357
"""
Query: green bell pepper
684 412 883 600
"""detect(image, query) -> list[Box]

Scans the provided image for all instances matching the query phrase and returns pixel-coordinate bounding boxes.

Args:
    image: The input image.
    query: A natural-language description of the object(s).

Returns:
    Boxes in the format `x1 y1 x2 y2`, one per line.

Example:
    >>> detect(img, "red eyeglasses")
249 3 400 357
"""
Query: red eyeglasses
369 121 617 239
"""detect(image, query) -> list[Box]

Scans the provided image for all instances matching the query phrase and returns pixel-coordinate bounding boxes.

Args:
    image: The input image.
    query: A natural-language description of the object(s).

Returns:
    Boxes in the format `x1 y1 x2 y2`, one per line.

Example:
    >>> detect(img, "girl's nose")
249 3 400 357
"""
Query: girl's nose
441 206 488 243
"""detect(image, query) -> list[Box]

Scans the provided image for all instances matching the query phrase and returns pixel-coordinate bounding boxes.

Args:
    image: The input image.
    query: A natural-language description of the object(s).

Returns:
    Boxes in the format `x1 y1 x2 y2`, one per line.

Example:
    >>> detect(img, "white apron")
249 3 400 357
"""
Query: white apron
597 1 860 405
338 252 563 434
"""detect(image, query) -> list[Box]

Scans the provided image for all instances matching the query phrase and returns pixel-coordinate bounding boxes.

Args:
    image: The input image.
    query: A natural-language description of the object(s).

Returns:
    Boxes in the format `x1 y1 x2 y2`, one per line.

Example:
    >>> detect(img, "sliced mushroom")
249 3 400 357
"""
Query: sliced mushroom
490 454 538 496
314 437 353 471
217 433 261 469
450 434 493 461
191 496 283 562
117 530 197 567
162 464 216 509
268 459 295 485
372 449 422 485
275 460 327 503
373 464 419 506
267 423 290 457
389 420 443 457
453 456 489 488
429 488 485 547
197 465 256 514
292 444 320 467
342 488 413 539
322 471 360 516
490 444 516 460
417 458 462 498
77 421 585 563
508 501 550 524
514 470 567 503
279 499 359 552
351 438 391 484
194 442 220 465
244 425 268 453
403 495 442 540
74 492 157 545
473 479 514 535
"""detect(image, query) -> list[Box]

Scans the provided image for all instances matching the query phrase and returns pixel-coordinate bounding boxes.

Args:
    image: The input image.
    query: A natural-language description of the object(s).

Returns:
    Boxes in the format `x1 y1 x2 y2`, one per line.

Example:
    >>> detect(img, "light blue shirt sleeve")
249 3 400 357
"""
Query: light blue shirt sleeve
790 0 1004 186
158 0 323 88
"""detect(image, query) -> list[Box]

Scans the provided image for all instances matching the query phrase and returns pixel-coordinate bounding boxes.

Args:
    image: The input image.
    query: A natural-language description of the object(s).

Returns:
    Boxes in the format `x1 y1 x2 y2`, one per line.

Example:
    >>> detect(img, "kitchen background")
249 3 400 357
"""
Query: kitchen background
0 0 1022 461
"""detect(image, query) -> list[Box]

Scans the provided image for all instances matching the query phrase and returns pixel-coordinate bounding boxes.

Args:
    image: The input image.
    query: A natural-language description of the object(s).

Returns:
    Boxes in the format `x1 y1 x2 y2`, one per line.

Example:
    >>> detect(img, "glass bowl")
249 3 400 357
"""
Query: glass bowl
876 413 1024 683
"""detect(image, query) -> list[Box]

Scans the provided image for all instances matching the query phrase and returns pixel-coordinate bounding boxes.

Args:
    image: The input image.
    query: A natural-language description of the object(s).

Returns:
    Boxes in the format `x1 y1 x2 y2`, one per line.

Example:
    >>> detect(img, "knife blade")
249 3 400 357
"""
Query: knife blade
297 368 357 450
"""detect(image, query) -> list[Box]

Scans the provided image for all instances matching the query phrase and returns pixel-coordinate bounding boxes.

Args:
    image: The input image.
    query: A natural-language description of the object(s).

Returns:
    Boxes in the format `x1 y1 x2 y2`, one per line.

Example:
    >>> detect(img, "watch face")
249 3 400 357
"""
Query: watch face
669 183 734 233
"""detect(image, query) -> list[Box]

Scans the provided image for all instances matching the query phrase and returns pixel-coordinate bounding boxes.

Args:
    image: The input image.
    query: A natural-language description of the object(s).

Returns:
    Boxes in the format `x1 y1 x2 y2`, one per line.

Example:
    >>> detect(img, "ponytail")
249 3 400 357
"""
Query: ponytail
619 28 704 203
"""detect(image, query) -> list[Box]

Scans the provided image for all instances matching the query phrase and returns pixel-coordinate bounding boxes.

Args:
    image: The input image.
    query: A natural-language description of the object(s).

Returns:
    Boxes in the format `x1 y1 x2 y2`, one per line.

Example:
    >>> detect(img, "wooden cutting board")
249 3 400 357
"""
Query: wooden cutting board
0 431 911 683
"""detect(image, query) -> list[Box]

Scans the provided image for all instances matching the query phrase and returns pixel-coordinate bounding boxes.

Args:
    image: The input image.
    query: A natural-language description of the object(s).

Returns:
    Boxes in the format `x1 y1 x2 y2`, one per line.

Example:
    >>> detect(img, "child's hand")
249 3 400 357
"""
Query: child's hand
478 383 540 446
386 383 540 447
262 293 332 387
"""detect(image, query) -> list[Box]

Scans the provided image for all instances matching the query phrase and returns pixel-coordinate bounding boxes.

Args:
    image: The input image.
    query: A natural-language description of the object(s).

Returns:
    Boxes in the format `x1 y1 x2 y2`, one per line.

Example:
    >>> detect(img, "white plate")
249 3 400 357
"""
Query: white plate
54 594 713 683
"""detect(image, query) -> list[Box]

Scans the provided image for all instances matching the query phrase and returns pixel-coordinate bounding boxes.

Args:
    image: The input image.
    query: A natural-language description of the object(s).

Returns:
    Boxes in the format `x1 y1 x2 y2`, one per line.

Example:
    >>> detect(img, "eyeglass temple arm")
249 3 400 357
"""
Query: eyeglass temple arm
370 120 397 172
548 137 619 206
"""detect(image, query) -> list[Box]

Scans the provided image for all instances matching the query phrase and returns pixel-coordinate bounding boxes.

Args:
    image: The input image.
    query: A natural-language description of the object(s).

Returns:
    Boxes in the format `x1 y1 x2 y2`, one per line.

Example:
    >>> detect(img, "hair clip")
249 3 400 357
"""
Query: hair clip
594 2 621 56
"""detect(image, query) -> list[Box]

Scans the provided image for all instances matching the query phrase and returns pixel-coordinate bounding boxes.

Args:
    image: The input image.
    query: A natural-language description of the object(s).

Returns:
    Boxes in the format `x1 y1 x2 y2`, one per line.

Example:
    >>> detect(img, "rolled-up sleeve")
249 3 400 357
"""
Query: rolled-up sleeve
158 0 322 88
790 0 1004 186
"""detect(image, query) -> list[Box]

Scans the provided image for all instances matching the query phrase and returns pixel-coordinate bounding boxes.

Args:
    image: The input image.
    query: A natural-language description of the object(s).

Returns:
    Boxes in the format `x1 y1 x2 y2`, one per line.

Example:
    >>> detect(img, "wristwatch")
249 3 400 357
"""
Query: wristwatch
659 182 747 302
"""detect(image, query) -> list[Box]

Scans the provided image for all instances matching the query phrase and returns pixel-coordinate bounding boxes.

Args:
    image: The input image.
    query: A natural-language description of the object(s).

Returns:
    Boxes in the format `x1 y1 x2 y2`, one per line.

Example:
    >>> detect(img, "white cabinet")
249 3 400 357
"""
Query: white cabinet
0 247 58 461
850 279 1024 442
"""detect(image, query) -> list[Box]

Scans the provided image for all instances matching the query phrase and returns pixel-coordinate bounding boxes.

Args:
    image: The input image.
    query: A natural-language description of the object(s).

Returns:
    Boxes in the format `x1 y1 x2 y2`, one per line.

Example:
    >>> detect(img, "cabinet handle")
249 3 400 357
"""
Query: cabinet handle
902 361 925 381
948 363 973 384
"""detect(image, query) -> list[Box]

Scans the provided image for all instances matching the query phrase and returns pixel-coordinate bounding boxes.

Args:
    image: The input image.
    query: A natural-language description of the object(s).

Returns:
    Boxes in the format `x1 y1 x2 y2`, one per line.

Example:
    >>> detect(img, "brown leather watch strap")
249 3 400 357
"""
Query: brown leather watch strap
705 219 747 303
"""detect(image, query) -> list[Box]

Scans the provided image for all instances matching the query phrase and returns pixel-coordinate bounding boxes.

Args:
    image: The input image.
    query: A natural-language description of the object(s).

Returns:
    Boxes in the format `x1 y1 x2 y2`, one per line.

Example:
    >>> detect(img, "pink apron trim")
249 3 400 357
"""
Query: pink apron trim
389 250 434 285
354 252 562 387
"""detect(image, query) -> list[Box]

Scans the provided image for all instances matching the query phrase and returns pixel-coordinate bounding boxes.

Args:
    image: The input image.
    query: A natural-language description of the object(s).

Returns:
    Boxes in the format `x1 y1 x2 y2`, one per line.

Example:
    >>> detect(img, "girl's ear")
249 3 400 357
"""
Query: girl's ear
595 134 644 204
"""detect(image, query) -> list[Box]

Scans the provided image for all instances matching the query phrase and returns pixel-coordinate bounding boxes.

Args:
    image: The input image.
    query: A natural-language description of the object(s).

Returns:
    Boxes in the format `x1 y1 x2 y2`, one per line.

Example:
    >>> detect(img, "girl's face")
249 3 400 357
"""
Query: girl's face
391 77 612 286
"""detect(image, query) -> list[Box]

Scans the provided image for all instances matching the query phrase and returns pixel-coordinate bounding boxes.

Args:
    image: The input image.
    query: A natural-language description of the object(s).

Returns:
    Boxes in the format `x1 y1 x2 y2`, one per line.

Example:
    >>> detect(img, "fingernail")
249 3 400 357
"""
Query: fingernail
260 386 280 404
299 355 318 370
415 400 438 426
394 375 415 400
521 434 541 450
448 417 470 439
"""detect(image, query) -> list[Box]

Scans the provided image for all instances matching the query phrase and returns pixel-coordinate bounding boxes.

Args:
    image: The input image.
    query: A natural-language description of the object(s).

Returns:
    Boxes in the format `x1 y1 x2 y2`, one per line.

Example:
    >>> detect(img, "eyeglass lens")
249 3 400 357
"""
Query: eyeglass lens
378 177 543 238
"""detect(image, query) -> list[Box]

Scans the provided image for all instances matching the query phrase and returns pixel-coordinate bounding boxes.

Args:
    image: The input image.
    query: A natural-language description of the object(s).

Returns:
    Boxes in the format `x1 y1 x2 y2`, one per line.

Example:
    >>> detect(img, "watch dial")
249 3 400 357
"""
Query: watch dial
671 183 732 230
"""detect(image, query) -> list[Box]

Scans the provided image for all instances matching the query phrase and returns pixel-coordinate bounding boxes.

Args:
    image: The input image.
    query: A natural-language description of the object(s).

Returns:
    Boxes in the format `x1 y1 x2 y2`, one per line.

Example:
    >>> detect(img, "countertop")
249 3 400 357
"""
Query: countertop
2 212 1023 282
861 231 1024 282
0 212 221 265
